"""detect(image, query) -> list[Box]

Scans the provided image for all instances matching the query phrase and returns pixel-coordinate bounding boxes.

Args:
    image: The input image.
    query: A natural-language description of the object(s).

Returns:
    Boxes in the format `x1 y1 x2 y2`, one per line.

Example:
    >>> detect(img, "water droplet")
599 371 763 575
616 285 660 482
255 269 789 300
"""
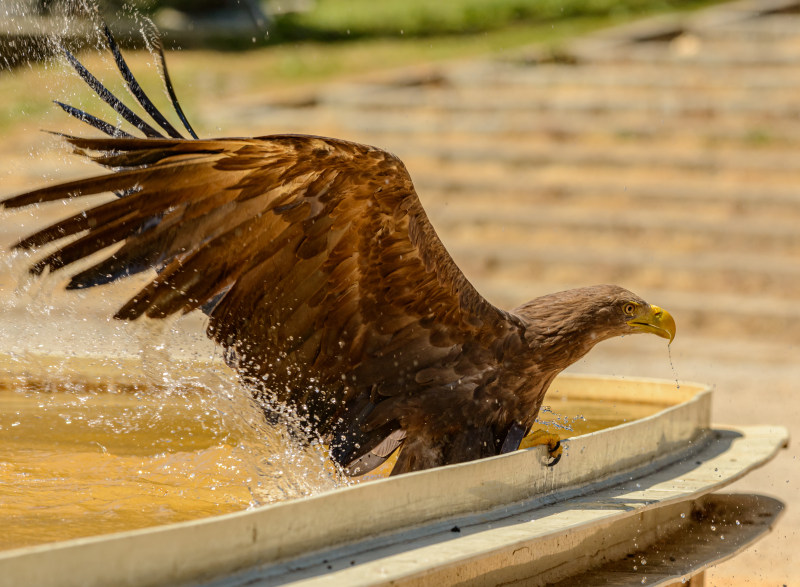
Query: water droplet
667 344 680 389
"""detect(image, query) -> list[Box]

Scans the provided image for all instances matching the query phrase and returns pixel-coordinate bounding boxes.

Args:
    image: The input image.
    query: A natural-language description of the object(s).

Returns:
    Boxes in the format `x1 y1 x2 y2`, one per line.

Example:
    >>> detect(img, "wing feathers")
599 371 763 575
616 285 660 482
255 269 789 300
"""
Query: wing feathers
2 156 218 209
345 429 407 476
101 24 185 139
5 34 520 475
30 211 140 275
61 47 164 139
54 102 134 138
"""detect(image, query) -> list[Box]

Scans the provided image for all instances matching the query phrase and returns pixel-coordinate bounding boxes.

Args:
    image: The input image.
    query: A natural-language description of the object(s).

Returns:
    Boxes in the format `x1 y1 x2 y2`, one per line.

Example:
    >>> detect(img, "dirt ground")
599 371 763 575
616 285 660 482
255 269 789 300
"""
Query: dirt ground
1 0 798 584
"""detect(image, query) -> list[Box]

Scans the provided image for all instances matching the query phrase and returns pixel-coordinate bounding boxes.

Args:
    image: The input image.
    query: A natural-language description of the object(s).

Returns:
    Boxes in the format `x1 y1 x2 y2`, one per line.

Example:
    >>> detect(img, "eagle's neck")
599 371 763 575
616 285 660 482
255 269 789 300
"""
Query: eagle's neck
515 306 610 370
503 332 597 432
506 291 618 425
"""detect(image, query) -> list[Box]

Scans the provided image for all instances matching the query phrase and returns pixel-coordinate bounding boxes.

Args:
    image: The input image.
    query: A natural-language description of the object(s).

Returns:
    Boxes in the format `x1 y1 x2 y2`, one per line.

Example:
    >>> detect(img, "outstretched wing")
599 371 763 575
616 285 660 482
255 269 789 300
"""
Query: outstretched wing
3 29 521 473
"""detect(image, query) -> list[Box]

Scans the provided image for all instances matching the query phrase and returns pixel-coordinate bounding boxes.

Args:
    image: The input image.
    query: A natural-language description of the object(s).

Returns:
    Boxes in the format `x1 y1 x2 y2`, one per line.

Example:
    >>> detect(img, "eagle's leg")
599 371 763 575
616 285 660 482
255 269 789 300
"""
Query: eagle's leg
523 429 563 467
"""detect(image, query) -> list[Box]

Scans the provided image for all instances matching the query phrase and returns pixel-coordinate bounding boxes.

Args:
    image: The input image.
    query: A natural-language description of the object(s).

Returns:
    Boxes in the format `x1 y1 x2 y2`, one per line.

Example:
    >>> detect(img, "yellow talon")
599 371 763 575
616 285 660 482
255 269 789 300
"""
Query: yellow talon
523 429 563 466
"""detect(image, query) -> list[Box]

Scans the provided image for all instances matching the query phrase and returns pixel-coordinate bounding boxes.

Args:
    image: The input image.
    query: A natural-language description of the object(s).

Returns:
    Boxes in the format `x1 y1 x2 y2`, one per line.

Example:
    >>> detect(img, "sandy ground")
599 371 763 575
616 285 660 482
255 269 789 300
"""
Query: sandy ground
1 0 798 584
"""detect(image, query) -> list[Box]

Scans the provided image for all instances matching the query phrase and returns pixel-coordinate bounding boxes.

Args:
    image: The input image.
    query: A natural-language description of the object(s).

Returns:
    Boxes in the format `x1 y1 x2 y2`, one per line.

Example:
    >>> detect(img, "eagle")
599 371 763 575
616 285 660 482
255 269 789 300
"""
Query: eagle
2 26 675 476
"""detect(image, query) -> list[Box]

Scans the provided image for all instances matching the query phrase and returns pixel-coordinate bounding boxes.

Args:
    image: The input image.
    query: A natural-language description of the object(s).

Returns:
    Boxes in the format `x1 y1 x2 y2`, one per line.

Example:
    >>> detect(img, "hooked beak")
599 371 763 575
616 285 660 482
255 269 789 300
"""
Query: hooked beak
628 305 676 343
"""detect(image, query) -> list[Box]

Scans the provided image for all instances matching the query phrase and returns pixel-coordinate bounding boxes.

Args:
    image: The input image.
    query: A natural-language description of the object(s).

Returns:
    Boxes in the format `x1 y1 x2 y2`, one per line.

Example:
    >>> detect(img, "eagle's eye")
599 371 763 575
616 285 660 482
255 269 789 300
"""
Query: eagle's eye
622 302 637 316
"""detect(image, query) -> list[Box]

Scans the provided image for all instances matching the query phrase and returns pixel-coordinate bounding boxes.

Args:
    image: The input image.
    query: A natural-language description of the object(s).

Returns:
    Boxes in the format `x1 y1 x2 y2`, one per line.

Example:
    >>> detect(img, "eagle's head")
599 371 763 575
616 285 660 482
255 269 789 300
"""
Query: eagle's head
514 284 676 367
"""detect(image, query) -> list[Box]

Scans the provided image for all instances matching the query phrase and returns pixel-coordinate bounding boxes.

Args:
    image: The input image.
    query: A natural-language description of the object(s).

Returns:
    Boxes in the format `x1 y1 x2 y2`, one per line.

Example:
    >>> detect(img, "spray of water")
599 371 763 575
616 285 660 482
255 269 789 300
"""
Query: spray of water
0 1 351 549
535 404 585 433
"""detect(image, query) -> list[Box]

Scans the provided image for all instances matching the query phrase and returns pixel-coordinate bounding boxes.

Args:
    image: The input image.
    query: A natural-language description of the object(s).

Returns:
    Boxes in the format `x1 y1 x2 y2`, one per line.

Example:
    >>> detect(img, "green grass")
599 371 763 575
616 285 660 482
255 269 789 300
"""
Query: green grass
269 0 717 41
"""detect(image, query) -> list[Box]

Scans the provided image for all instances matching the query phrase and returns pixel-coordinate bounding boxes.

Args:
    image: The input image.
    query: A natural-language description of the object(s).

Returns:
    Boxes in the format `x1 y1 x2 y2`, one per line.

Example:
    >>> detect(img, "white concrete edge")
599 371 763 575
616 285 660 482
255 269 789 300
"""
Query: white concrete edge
236 425 788 587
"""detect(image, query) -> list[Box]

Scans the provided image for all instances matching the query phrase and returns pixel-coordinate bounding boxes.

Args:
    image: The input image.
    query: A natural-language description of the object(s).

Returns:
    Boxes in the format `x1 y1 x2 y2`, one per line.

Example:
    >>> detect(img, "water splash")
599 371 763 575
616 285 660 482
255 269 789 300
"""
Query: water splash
0 340 350 549
535 404 584 432
0 2 355 549
1 255 349 550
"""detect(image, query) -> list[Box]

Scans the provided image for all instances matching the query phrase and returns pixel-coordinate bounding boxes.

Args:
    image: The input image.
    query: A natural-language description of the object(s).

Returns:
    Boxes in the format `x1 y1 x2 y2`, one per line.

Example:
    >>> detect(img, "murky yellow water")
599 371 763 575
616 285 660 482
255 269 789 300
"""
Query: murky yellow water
532 397 664 440
0 359 345 551
0 361 665 552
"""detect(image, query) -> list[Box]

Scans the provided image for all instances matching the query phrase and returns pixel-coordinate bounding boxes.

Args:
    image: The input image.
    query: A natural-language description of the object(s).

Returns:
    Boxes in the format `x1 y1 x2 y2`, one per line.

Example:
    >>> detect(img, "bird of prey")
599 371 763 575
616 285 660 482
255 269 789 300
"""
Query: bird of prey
2 26 676 476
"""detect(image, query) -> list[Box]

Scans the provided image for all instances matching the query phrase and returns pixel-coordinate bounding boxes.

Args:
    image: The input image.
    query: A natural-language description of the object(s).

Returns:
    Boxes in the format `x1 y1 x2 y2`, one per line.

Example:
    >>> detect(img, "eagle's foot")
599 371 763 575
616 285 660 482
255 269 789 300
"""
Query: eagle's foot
525 429 563 466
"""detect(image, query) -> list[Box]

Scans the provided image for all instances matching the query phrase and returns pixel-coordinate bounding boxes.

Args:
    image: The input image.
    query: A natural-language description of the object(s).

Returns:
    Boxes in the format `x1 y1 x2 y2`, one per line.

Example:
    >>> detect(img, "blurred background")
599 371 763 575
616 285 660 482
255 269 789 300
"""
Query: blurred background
1 0 798 584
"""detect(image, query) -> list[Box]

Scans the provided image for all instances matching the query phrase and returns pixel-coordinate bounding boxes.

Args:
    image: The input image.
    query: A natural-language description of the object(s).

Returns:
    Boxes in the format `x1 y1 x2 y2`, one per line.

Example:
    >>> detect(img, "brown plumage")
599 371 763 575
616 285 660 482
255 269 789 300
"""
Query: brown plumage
2 27 676 476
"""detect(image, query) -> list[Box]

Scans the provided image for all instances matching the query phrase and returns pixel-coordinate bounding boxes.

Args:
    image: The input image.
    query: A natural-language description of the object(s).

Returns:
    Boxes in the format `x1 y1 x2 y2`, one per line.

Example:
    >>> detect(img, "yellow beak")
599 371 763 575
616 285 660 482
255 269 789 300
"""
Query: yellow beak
628 305 676 343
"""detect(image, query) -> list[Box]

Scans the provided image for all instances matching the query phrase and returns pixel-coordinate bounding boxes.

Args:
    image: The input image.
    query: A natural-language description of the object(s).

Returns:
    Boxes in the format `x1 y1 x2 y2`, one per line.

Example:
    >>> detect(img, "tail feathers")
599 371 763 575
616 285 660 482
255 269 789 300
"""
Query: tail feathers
345 429 407 476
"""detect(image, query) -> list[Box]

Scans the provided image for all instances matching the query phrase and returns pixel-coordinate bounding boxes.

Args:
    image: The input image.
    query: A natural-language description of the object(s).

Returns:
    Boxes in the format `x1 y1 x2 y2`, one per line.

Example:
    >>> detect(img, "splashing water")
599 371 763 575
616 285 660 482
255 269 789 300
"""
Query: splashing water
0 264 347 550
535 404 584 433
1 198 348 550
529 398 663 444
0 0 360 551
0 336 350 551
